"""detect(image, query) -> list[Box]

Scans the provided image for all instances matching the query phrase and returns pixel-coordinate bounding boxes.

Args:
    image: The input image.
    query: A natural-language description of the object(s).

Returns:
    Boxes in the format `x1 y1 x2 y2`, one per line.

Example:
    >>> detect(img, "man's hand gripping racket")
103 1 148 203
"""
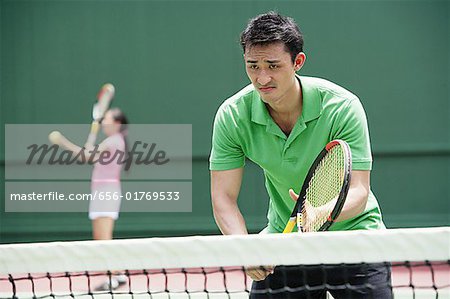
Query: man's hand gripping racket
284 139 352 233
248 141 351 281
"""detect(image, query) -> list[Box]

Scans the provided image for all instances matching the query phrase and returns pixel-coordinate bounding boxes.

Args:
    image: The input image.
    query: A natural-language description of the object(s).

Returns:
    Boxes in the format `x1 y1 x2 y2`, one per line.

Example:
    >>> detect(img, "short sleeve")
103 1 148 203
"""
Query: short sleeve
332 99 373 170
209 107 245 171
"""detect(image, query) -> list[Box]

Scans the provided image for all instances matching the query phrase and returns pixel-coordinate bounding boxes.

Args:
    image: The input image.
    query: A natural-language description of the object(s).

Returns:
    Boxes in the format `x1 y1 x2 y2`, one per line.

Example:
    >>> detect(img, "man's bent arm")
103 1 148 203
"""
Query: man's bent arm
211 168 247 235
336 170 370 221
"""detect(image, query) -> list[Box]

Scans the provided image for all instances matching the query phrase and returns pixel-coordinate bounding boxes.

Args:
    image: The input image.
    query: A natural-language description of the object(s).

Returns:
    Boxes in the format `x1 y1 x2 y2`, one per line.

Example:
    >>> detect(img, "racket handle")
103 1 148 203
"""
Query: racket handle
87 121 100 145
90 121 100 135
296 212 304 233
283 217 296 233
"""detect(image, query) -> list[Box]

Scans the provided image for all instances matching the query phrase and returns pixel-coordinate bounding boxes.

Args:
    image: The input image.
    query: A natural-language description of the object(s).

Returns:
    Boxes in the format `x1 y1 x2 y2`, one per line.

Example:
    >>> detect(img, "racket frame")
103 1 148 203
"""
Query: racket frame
283 139 352 233
90 84 115 135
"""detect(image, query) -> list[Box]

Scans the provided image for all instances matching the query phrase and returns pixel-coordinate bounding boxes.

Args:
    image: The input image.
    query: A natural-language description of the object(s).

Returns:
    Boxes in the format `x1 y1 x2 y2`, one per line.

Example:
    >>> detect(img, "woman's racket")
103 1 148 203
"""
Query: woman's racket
283 140 352 233
91 83 115 135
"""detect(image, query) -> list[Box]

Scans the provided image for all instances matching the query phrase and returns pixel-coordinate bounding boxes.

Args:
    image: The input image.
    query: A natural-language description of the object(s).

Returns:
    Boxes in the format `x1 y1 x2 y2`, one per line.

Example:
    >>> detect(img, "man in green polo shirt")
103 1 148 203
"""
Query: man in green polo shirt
209 12 392 299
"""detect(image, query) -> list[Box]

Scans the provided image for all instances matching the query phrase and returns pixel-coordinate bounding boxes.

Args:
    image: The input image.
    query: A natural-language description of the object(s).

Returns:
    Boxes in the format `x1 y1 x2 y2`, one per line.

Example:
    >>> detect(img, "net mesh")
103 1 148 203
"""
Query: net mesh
303 144 346 232
1 227 449 299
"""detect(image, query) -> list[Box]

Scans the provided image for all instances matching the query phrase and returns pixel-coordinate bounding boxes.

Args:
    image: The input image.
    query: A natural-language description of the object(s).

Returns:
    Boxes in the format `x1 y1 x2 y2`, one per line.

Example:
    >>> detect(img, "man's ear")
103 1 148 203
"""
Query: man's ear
294 52 306 72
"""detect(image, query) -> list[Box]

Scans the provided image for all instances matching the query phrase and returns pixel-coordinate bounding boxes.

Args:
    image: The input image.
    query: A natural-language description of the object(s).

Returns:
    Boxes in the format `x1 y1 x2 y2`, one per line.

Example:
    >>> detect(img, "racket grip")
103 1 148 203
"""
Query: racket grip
90 121 100 135
296 212 304 233
283 218 296 233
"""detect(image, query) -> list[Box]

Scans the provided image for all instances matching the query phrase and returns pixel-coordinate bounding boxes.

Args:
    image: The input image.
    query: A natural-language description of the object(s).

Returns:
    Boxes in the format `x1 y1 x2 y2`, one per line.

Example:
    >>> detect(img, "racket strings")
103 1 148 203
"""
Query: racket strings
302 145 345 232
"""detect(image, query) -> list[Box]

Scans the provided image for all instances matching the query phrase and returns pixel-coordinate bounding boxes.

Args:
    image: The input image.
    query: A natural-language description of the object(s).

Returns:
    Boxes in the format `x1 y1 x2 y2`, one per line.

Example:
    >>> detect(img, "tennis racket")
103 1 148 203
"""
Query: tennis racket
90 83 115 135
283 140 352 233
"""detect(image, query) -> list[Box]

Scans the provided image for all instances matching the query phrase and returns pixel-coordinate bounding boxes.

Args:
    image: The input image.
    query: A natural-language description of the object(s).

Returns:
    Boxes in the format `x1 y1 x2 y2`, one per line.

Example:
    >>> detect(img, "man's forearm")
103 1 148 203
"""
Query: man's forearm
335 186 368 222
213 198 248 235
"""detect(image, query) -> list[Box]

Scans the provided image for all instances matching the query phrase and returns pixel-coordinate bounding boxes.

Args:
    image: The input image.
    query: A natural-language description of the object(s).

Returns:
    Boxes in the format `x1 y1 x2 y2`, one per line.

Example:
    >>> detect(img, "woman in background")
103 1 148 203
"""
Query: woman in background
49 107 129 291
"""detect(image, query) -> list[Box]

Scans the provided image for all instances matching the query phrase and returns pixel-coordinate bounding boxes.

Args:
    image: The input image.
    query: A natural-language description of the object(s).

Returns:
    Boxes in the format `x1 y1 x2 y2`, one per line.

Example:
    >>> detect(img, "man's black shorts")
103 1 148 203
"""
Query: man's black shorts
250 262 393 299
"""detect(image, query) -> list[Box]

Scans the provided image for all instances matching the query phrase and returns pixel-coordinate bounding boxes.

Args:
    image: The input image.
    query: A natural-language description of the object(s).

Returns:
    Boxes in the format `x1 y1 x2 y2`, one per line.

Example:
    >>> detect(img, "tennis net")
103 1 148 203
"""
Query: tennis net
0 227 449 298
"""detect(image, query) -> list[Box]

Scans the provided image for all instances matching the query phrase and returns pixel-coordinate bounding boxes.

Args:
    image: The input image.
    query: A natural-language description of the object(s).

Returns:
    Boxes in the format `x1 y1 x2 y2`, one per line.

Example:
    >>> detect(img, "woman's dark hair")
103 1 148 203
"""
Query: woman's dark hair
240 12 304 63
109 107 130 171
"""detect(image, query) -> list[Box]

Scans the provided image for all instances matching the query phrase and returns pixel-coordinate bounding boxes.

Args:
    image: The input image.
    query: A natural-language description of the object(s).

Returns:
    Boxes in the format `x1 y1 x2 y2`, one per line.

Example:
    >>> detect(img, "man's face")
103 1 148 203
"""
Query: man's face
244 42 301 105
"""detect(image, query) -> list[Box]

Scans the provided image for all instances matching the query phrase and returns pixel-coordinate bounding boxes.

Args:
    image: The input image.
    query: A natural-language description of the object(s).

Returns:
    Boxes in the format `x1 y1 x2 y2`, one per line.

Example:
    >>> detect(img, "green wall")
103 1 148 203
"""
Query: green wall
1 0 449 243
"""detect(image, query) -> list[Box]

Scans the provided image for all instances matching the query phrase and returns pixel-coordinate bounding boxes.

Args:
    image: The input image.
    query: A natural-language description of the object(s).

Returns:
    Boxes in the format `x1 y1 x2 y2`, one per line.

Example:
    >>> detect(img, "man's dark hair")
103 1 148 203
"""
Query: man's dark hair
240 12 304 63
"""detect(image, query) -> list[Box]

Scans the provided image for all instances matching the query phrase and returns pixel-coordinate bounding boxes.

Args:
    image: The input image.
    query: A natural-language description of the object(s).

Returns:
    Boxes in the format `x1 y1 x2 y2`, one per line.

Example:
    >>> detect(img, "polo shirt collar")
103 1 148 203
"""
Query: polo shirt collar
298 75 322 122
251 91 271 125
251 75 322 126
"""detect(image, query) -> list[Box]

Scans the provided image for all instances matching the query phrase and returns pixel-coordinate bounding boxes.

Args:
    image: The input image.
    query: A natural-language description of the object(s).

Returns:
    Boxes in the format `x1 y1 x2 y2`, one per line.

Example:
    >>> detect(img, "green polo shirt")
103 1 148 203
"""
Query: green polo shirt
209 76 385 233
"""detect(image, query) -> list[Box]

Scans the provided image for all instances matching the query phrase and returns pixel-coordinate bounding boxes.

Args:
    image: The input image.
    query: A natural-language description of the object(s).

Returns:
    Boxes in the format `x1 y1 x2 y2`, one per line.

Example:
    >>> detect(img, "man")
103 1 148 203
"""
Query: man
209 12 392 298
